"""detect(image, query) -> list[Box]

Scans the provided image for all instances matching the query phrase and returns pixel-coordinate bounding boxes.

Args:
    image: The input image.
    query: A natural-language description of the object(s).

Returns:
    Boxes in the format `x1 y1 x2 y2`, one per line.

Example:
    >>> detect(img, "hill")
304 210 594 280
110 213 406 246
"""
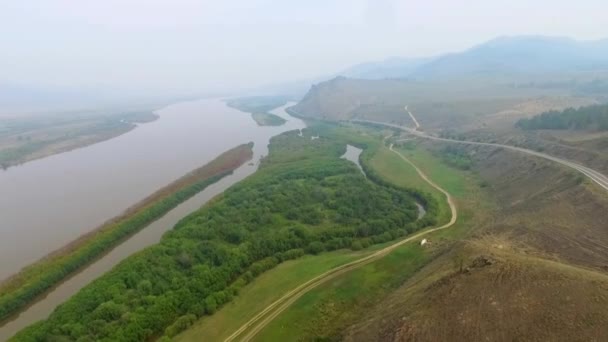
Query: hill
342 141 608 342
289 76 577 128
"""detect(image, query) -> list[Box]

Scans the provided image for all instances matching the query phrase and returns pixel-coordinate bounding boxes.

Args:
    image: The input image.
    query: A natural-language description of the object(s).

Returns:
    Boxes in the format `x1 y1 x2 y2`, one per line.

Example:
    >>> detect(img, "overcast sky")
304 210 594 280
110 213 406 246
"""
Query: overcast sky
1 0 607 95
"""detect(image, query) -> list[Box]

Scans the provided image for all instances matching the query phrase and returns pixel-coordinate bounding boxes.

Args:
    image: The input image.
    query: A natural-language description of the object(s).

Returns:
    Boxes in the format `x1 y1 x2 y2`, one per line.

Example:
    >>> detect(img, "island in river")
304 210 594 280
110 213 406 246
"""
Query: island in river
226 96 289 126
0 143 253 323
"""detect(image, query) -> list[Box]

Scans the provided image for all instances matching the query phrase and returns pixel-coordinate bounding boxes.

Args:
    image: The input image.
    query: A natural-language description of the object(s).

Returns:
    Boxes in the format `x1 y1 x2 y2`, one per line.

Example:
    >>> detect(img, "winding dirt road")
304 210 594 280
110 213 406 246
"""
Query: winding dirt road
224 146 457 342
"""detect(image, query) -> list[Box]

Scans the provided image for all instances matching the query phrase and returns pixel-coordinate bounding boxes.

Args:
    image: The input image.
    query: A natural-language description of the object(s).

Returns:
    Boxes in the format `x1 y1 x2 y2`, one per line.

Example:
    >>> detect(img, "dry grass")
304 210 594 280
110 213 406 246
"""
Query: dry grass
346 242 608 342
343 140 608 342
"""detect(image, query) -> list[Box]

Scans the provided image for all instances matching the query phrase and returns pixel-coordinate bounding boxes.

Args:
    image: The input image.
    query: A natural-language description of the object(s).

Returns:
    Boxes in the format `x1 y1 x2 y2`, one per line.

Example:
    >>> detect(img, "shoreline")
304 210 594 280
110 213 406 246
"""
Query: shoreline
0 143 254 324
0 112 159 170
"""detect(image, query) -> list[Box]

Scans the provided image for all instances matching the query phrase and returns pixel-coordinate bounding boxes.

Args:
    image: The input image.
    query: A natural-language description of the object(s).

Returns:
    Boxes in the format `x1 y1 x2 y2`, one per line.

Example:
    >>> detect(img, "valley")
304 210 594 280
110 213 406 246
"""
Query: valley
2 25 608 342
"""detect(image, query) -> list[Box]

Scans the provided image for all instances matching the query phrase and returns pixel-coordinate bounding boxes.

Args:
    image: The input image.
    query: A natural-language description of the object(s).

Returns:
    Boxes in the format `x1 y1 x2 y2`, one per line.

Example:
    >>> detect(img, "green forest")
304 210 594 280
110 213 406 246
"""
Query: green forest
13 125 437 341
516 103 608 130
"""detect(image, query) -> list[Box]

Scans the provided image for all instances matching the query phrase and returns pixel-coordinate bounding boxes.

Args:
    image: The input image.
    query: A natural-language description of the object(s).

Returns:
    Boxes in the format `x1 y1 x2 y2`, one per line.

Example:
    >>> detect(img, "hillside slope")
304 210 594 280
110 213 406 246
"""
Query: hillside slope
289 76 573 128
343 140 608 342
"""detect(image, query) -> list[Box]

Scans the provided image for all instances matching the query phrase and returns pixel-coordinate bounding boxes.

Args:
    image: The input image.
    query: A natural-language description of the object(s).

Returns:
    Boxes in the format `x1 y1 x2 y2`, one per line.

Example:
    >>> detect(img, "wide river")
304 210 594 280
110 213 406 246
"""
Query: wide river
0 99 305 340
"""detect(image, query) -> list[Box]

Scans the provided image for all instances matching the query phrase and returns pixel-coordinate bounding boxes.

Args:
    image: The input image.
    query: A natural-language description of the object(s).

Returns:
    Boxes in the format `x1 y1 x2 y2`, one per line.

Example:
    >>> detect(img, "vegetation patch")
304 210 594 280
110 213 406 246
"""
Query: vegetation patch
13 124 437 341
174 249 369 341
436 145 473 170
0 143 253 324
517 103 608 130
251 112 286 126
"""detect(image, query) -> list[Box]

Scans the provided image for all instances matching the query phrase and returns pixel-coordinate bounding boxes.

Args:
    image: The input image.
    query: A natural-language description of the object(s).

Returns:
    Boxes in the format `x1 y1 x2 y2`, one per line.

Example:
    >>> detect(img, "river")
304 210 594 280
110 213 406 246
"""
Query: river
0 99 305 340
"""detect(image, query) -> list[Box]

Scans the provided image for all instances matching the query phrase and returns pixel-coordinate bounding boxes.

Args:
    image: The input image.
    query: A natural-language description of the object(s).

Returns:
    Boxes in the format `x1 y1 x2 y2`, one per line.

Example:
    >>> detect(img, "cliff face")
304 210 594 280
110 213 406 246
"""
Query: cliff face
290 77 409 121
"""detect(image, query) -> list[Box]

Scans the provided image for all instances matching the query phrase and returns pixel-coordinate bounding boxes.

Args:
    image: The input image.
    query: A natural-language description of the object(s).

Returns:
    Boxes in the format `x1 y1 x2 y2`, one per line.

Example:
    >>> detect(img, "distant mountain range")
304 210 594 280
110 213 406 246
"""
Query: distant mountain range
337 36 608 80
338 57 433 80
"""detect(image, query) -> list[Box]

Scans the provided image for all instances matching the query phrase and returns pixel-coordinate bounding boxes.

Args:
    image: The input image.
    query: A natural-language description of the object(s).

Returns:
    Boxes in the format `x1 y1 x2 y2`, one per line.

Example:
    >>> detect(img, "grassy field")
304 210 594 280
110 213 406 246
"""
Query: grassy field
174 249 371 341
396 146 468 197
0 111 157 169
251 112 286 126
0 143 253 323
370 146 452 224
253 241 434 341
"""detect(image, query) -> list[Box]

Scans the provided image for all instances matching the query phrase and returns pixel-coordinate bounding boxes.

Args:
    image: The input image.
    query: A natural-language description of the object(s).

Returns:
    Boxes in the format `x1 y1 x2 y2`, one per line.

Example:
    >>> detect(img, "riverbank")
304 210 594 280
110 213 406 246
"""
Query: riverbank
0 143 254 324
12 122 436 341
0 111 158 170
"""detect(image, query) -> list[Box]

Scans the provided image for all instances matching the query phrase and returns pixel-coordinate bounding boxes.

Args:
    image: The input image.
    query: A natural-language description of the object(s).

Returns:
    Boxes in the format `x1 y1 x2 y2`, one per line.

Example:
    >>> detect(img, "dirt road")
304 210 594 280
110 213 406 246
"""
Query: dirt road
405 105 421 130
224 146 457 342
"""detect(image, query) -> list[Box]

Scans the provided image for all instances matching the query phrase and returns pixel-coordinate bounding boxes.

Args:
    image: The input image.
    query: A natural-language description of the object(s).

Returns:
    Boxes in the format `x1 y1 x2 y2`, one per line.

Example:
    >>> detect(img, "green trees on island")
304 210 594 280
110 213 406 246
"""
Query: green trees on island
13 126 437 341
516 103 608 130
0 144 253 324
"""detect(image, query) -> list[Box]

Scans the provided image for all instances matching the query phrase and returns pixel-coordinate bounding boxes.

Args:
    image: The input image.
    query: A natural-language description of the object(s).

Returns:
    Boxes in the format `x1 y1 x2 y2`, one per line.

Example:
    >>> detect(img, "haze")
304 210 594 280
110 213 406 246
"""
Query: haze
2 0 607 95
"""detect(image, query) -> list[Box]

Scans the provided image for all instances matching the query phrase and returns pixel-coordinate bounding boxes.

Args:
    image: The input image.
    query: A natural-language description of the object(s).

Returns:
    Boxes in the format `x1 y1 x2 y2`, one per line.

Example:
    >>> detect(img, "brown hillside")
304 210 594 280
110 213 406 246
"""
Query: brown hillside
291 77 577 130
345 245 608 342
344 141 608 342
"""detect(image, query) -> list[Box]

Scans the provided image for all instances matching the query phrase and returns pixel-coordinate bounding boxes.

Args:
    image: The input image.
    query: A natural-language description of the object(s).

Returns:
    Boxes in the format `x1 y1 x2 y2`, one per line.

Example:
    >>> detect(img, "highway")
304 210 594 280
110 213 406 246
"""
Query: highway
353 119 608 192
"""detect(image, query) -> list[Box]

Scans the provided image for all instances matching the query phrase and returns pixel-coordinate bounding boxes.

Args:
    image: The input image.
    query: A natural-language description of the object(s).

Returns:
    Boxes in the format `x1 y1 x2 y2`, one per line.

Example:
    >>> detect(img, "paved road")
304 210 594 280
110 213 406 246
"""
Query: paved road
353 119 608 192
225 146 458 342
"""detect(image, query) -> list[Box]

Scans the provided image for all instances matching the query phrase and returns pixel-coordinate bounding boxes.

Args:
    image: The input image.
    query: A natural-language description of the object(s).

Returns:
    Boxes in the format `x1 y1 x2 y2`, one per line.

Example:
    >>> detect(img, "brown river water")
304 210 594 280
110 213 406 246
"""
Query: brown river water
0 99 305 340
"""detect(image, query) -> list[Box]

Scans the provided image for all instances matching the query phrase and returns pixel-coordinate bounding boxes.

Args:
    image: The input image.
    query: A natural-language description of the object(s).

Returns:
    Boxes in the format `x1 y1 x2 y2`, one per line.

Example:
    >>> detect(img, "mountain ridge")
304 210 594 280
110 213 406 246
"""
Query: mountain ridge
333 35 608 82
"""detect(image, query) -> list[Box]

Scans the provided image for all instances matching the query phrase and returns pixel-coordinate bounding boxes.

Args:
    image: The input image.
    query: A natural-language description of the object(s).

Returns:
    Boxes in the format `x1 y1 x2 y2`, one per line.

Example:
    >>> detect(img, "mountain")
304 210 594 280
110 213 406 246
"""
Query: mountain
332 36 608 82
411 36 608 78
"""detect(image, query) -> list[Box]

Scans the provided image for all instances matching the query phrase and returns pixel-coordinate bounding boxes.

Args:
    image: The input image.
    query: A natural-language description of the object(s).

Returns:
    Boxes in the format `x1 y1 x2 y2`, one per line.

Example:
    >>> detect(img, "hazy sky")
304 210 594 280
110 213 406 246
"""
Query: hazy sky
1 0 607 95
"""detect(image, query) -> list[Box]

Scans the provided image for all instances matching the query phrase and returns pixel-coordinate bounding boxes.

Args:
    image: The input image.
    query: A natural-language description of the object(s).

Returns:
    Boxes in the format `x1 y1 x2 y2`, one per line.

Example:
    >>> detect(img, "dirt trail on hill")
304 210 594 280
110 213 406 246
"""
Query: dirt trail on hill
405 105 421 129
224 146 457 342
